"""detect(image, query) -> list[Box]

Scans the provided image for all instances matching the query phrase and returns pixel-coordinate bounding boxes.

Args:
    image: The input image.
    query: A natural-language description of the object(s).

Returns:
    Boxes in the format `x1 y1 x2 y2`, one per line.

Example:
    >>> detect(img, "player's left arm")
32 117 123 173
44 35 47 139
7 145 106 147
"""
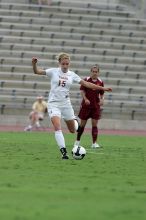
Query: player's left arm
80 79 112 92
99 81 105 106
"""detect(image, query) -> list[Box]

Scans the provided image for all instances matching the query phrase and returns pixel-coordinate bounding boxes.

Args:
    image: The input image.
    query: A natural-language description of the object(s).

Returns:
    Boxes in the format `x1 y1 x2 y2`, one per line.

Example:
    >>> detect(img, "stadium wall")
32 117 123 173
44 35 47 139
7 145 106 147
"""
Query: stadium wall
1 115 146 131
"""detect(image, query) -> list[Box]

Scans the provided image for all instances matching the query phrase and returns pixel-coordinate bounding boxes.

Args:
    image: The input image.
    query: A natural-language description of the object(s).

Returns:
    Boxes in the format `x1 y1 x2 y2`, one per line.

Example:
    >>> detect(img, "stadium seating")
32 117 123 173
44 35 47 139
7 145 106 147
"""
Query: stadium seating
0 0 146 127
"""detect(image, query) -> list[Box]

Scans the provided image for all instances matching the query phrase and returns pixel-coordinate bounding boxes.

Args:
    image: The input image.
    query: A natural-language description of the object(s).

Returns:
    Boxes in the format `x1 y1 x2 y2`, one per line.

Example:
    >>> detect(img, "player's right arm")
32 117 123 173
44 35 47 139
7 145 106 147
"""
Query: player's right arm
32 57 46 75
81 90 90 105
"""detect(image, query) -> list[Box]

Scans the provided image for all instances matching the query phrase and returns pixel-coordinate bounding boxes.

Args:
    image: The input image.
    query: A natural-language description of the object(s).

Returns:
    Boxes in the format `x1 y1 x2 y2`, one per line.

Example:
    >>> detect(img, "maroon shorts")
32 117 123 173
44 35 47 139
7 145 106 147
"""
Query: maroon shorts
78 106 101 120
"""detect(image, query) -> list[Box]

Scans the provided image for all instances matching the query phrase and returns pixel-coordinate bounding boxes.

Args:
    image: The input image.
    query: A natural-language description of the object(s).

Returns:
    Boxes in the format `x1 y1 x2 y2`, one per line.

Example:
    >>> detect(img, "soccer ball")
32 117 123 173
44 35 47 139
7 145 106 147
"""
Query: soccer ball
72 145 86 160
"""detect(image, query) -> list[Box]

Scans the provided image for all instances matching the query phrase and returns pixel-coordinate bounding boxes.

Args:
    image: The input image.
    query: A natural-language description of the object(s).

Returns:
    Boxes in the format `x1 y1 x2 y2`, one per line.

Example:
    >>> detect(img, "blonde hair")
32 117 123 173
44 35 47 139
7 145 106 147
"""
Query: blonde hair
56 52 70 62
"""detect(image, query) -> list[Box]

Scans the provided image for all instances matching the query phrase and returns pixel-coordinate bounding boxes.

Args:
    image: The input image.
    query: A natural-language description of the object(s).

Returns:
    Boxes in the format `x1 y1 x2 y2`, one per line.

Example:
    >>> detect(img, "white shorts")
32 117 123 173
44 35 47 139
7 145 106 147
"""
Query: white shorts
37 113 44 120
29 111 44 120
48 103 75 121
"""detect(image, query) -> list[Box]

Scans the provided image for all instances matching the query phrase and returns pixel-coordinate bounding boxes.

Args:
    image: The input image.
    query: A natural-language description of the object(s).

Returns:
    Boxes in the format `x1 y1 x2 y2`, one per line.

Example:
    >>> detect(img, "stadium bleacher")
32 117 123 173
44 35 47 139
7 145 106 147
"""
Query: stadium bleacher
0 0 146 129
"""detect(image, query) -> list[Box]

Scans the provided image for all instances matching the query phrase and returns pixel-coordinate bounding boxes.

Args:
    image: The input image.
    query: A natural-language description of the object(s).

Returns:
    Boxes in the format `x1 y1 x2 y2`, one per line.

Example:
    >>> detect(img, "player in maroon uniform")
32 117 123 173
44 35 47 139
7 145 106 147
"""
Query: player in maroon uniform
74 64 104 148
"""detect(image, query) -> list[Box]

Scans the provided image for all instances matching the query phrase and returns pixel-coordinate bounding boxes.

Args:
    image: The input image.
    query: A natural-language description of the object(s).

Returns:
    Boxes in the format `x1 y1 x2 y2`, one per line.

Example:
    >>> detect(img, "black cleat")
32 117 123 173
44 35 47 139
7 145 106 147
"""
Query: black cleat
62 154 69 159
60 147 69 159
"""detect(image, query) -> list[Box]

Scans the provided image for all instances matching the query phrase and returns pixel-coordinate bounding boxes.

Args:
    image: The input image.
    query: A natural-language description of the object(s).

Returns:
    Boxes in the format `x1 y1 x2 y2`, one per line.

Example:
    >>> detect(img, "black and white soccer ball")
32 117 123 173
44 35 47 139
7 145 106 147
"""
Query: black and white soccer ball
72 145 86 160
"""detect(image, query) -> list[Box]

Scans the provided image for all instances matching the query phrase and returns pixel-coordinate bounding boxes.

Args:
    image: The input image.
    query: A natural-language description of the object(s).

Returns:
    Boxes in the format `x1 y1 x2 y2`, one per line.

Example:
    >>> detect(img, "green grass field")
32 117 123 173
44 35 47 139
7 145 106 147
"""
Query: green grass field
0 131 146 220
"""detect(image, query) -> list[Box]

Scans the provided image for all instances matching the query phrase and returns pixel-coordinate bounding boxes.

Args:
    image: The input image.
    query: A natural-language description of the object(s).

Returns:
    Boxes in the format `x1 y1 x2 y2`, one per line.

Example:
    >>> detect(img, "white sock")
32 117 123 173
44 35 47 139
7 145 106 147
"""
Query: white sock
55 130 65 149
74 140 80 146
74 119 79 131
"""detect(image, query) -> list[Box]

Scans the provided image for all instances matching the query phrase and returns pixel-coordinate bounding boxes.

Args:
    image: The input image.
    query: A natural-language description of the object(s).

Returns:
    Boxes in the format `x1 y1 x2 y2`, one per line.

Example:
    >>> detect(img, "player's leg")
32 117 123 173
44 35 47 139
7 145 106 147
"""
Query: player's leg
65 120 77 133
91 119 100 148
63 105 79 133
35 113 44 128
74 119 87 146
90 106 101 148
24 111 36 131
48 106 69 159
91 119 101 148
74 107 89 146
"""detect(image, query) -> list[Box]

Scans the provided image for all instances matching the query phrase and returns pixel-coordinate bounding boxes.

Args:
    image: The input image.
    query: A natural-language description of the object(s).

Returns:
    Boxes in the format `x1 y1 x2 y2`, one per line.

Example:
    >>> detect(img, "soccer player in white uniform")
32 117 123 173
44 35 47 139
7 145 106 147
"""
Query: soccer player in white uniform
32 52 112 159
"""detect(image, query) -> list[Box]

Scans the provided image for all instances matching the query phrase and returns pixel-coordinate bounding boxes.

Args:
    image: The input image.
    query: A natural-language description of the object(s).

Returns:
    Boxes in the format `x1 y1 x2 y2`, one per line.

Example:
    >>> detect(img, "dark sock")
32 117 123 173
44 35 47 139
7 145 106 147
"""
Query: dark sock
92 126 98 143
77 126 85 141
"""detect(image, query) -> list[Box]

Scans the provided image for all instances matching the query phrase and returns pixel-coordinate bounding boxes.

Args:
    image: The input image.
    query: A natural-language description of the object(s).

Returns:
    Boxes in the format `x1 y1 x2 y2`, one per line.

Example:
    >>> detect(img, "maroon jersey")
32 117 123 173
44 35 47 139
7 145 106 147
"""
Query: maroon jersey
78 77 104 120
80 77 104 108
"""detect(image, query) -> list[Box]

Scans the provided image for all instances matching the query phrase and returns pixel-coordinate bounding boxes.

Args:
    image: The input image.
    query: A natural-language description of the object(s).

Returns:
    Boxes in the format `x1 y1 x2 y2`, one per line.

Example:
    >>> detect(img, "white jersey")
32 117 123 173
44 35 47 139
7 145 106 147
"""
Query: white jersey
45 67 81 104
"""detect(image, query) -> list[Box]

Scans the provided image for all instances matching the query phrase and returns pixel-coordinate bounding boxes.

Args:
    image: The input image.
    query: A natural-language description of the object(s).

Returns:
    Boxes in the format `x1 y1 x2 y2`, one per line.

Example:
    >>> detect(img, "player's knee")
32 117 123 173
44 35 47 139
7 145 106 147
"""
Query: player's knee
69 128 76 133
